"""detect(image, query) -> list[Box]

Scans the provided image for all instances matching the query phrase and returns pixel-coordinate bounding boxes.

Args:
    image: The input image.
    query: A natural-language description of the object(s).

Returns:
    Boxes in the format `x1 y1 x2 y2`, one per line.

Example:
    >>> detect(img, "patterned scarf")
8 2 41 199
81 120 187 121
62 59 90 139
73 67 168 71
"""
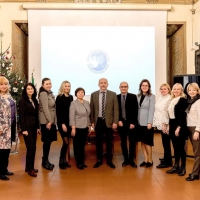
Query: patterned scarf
185 94 200 113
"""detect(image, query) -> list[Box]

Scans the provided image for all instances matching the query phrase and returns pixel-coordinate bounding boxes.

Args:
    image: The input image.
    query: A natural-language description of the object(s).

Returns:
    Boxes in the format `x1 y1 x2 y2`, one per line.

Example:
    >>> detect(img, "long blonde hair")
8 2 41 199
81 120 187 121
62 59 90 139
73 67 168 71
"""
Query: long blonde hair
58 81 71 96
171 83 186 98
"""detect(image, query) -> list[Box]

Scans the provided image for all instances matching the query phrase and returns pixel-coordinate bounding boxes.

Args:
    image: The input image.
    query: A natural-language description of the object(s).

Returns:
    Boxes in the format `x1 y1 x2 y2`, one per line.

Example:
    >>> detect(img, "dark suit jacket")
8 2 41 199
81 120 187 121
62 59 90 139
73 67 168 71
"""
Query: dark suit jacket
117 93 138 126
90 90 119 128
19 97 39 132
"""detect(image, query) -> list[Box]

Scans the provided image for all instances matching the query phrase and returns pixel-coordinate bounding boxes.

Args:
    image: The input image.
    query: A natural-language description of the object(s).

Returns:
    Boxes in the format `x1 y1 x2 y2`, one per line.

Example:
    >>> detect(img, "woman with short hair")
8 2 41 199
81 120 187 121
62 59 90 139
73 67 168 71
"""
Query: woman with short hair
185 83 200 181
70 87 91 170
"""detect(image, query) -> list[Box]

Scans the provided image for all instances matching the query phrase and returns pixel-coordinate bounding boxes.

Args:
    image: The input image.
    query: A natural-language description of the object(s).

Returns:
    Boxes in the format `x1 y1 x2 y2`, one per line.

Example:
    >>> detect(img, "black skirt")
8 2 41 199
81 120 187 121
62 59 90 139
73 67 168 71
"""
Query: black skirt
58 124 71 138
138 125 154 146
41 124 57 142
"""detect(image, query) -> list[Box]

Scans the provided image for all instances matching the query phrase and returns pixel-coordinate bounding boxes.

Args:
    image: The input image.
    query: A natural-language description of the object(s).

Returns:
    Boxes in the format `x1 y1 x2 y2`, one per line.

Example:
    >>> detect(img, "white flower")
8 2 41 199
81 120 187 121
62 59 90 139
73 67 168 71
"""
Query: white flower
13 87 18 93
20 81 23 83
2 63 5 67
9 63 13 67
21 87 24 90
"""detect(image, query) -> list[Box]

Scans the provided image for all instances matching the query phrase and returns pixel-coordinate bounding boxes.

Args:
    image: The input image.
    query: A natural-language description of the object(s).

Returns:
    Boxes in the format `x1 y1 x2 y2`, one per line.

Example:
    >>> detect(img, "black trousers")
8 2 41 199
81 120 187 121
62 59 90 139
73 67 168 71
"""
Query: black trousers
95 118 113 162
73 128 88 166
0 149 10 175
23 129 37 171
159 130 172 166
118 119 137 162
169 119 186 167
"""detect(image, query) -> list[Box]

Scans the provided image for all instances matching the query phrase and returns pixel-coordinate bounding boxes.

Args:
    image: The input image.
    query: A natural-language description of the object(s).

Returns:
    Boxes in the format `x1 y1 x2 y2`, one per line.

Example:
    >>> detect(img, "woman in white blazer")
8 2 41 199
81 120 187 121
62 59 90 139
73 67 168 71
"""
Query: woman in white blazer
137 79 155 168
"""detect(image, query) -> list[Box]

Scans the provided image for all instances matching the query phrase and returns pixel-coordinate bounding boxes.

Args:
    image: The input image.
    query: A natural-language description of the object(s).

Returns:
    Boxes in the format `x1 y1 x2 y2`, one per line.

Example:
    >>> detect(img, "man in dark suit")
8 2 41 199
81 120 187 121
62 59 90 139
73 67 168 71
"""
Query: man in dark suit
90 78 119 168
117 82 138 168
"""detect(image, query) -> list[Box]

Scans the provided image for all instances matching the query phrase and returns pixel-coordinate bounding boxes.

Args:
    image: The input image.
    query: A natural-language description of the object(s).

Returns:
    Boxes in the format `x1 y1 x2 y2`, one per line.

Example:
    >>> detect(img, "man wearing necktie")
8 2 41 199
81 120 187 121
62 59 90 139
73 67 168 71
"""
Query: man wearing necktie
117 82 138 167
90 78 119 168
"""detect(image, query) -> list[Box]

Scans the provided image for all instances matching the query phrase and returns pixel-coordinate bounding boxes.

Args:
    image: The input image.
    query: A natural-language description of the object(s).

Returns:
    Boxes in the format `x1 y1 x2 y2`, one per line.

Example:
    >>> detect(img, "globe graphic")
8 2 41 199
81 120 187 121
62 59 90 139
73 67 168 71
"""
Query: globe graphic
88 50 108 73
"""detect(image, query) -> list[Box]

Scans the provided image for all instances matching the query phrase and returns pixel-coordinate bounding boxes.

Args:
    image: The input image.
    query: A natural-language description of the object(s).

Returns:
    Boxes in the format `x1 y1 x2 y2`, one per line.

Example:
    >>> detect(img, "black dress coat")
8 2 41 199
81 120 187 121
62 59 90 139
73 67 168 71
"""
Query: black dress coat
19 98 39 132
117 93 138 126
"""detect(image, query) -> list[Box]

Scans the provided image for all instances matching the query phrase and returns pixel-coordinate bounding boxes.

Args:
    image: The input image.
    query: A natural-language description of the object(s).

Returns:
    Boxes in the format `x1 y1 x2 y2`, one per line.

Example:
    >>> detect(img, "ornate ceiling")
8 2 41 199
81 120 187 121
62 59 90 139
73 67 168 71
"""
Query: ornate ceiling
0 0 198 4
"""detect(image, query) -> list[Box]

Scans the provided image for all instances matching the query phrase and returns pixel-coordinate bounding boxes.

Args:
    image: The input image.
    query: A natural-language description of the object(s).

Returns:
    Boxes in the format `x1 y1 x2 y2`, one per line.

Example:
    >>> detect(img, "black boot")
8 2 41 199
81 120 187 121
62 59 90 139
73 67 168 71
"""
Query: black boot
166 163 179 174
63 157 71 168
42 157 53 170
59 157 66 170
178 166 186 176
47 159 55 168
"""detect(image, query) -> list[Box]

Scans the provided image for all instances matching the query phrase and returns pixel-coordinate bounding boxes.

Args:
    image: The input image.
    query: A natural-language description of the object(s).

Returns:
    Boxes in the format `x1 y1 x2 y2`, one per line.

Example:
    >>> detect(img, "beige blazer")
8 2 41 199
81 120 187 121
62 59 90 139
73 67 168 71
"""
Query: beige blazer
90 90 119 128
39 91 56 124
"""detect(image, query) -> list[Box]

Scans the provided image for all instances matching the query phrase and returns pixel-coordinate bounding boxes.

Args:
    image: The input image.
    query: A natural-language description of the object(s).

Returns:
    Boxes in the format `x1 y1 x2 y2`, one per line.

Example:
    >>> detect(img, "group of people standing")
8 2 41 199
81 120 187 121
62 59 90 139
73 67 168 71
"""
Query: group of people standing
0 76 200 183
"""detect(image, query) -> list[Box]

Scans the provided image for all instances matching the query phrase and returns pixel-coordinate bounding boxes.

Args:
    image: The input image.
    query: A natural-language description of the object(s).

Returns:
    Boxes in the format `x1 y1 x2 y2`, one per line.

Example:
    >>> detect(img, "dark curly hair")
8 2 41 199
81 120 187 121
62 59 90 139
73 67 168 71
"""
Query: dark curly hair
22 83 38 105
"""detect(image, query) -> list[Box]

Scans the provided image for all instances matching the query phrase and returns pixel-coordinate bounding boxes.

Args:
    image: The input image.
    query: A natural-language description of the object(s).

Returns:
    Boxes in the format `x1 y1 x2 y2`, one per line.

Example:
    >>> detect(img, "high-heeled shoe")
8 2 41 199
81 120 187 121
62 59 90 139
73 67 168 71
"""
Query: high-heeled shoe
185 174 199 181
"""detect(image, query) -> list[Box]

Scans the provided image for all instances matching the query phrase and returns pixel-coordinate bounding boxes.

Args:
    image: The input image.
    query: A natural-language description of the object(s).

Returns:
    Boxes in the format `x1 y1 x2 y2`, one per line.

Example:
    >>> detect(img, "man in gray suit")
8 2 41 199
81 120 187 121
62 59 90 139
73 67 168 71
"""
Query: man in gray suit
90 78 119 168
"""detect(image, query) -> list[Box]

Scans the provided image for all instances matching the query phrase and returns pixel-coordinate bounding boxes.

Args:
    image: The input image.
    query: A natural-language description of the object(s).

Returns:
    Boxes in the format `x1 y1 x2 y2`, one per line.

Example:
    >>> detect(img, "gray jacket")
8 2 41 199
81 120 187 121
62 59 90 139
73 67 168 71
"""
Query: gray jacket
137 94 155 126
39 91 56 124
70 99 91 128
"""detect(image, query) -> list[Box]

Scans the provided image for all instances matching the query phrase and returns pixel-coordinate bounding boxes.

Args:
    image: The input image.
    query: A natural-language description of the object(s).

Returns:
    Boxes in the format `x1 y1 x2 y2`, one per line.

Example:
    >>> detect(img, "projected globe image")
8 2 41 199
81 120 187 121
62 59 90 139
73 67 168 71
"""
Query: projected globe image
87 50 109 73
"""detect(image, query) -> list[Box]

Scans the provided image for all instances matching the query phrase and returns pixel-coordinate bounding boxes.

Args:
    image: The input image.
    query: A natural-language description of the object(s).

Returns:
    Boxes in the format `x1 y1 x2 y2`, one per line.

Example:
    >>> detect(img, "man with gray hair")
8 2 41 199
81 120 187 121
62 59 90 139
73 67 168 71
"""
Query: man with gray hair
90 78 119 168
117 81 138 168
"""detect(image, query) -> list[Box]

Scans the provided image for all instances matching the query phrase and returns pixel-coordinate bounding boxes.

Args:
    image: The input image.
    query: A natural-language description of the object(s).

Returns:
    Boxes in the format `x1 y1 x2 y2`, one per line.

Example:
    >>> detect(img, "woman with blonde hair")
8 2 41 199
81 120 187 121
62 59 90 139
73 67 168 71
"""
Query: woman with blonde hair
153 83 172 168
166 83 188 176
56 81 73 169
185 83 200 181
0 76 17 181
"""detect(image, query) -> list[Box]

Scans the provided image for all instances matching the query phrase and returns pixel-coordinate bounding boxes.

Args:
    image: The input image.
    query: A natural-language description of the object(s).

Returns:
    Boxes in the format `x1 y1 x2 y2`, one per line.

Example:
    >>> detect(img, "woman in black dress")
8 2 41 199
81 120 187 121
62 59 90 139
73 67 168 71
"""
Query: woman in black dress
19 83 40 177
56 81 73 169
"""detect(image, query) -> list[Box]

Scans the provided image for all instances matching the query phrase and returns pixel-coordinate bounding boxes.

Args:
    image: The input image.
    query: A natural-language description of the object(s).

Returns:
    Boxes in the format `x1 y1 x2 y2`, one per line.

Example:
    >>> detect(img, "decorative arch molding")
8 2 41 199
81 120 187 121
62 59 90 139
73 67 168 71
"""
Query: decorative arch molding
23 3 171 11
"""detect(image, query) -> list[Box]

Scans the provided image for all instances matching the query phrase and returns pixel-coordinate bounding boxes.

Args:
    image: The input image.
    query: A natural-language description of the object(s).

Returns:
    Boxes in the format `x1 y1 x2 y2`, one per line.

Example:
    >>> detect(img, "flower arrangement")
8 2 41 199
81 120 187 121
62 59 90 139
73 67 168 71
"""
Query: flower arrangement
0 40 26 104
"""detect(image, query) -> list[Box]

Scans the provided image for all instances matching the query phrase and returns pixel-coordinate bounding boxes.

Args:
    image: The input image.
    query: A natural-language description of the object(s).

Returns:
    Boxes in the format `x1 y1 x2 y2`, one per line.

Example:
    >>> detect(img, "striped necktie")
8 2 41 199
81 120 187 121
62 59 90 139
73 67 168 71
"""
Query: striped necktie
102 92 105 119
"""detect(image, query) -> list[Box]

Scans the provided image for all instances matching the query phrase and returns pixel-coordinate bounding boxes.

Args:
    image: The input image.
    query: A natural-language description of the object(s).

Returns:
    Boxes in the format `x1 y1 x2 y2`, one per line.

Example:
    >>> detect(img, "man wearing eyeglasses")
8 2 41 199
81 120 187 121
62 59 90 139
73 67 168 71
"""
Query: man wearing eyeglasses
117 82 138 168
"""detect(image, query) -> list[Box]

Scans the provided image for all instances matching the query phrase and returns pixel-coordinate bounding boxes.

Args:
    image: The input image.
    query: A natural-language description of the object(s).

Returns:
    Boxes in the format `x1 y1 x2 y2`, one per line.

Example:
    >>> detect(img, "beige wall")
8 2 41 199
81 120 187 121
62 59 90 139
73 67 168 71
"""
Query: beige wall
0 3 198 75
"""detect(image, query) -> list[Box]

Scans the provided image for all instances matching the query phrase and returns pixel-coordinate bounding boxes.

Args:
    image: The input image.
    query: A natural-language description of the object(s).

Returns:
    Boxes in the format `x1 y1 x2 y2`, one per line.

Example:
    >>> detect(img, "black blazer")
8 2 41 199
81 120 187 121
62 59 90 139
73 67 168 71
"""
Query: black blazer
117 93 138 125
56 94 73 127
19 97 39 132
173 97 187 128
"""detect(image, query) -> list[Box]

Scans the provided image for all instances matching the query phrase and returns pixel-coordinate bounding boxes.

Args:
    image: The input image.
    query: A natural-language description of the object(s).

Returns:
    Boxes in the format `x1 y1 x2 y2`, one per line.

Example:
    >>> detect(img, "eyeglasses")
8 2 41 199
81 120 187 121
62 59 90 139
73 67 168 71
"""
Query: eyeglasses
120 86 128 88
